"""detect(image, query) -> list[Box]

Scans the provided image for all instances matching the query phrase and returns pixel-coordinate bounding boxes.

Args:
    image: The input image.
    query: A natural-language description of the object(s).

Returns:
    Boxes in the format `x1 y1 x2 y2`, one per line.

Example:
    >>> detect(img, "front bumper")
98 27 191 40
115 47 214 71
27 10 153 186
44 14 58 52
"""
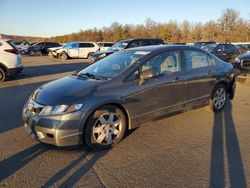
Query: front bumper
22 103 84 146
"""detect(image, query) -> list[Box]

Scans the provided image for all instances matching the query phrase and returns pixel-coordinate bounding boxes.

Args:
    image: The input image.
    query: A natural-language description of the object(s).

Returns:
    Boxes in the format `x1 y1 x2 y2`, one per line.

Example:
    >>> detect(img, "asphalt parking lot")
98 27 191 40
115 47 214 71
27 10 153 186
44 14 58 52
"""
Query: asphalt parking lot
0 56 250 187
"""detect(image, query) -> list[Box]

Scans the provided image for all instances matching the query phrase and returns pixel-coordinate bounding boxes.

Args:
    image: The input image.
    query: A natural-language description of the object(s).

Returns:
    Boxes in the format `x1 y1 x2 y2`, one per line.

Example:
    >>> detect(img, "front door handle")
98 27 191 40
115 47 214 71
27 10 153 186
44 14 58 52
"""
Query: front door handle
172 76 181 83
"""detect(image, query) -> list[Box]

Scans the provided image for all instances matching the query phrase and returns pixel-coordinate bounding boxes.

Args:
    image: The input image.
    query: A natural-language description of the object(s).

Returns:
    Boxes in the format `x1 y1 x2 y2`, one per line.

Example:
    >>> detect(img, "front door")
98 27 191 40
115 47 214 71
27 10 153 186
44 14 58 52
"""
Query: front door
67 43 79 58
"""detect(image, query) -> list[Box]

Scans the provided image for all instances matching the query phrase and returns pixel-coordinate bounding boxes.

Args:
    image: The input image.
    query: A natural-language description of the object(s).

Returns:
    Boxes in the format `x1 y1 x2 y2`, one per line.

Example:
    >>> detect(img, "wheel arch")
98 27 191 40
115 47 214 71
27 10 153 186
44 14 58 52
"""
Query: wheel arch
81 101 132 135
0 62 8 73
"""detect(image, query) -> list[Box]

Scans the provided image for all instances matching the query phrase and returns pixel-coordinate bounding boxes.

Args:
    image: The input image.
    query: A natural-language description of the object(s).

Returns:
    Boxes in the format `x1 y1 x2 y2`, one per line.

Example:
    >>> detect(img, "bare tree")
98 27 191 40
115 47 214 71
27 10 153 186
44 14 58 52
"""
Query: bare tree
218 8 239 42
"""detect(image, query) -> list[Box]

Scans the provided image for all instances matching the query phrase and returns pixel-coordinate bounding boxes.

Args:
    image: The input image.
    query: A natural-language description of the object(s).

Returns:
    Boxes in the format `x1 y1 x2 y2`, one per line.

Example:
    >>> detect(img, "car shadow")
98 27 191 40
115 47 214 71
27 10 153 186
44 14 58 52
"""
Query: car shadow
0 128 136 186
209 101 246 187
42 129 136 187
0 143 46 182
5 62 87 82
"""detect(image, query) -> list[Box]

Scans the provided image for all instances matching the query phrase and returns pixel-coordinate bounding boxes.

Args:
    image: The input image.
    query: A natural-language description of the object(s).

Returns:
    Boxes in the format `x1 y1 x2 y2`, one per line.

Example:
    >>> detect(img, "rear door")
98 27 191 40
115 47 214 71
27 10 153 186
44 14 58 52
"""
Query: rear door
182 49 216 107
79 43 95 58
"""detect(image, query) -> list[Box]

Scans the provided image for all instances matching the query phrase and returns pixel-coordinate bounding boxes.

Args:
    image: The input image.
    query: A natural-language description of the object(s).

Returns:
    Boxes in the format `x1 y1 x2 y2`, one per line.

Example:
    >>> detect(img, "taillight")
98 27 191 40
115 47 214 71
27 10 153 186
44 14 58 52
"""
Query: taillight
4 49 19 54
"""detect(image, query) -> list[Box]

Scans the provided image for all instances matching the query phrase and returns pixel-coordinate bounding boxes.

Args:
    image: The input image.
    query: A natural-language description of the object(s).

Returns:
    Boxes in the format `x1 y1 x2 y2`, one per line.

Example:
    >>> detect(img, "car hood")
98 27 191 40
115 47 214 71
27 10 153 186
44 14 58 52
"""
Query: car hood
92 50 116 57
238 52 250 60
33 76 101 106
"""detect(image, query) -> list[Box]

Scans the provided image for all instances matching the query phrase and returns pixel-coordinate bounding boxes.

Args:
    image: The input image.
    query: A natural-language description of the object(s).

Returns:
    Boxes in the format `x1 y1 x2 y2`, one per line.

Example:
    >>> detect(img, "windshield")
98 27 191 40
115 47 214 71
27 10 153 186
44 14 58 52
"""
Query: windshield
203 44 216 51
78 50 150 79
109 41 129 51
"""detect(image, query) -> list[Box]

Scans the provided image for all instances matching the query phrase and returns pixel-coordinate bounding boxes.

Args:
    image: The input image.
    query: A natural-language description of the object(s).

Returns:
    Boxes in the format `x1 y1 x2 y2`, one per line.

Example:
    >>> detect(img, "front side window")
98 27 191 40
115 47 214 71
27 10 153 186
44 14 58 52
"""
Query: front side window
141 51 181 76
128 40 140 48
184 50 211 70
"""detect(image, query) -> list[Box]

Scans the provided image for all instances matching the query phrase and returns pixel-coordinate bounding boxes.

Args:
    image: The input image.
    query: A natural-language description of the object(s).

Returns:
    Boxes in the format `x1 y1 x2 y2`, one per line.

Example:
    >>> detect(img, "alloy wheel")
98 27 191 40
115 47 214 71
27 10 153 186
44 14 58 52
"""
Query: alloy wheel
214 87 226 110
92 112 122 145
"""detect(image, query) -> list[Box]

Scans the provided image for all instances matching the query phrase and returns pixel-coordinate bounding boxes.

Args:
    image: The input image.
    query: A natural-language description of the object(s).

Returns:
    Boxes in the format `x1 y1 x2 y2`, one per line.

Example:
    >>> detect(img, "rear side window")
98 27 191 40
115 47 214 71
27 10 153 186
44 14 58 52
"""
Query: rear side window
184 50 212 70
79 43 95 48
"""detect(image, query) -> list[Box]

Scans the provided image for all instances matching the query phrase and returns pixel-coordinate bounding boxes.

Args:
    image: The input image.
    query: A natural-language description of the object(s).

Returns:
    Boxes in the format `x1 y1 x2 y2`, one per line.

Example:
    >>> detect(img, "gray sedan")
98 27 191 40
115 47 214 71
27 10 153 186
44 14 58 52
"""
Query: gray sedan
22 45 236 149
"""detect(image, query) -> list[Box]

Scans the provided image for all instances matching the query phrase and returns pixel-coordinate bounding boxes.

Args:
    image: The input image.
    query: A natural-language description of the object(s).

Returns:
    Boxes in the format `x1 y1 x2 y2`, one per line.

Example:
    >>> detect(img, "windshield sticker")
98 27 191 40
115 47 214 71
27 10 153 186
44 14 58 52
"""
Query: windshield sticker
134 51 150 55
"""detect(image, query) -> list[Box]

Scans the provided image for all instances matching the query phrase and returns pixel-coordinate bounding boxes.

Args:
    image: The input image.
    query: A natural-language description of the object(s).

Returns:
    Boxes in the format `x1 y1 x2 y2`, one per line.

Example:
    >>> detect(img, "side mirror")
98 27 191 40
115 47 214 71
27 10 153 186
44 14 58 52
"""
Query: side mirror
139 69 156 85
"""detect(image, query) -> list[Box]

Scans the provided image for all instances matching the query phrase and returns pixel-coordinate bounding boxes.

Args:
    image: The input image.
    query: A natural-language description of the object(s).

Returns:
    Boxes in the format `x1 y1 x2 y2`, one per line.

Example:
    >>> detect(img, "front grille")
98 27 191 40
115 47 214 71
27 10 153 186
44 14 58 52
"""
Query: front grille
242 60 250 70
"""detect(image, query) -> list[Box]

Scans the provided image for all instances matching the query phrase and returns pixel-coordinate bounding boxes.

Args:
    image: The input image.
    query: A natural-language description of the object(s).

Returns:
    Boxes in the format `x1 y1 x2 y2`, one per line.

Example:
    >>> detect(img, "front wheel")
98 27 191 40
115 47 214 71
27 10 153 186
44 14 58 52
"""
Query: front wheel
84 105 127 149
210 84 227 113
59 52 68 60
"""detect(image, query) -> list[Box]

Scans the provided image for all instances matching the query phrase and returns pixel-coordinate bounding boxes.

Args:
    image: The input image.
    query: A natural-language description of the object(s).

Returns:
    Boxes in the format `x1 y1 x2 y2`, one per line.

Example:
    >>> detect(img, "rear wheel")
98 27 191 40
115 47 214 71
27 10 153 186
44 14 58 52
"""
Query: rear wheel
84 105 127 149
0 68 6 82
210 84 227 113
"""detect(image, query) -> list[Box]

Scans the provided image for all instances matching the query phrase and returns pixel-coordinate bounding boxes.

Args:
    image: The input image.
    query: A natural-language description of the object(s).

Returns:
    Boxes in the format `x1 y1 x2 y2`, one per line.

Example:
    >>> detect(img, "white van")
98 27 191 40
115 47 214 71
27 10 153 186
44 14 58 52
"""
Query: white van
0 39 23 82
54 42 99 60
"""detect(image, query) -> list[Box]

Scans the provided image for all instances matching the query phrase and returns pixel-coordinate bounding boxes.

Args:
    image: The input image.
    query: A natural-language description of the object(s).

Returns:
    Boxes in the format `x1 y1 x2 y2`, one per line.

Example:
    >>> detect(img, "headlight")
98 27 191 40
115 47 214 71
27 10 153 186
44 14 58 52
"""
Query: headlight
98 54 106 59
40 104 83 115
234 57 241 63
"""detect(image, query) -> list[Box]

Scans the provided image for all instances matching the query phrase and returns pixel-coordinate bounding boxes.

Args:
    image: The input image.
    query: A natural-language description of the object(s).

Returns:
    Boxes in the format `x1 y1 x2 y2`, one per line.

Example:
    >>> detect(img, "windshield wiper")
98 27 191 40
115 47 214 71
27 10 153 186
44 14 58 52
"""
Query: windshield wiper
77 73 108 80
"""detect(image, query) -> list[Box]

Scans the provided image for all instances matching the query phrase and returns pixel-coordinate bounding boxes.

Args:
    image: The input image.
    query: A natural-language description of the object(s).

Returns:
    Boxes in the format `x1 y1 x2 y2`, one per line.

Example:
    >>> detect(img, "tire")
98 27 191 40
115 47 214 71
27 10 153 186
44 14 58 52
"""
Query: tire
210 84 227 113
0 67 6 82
29 50 35 56
84 105 127 149
59 52 68 60
87 52 93 59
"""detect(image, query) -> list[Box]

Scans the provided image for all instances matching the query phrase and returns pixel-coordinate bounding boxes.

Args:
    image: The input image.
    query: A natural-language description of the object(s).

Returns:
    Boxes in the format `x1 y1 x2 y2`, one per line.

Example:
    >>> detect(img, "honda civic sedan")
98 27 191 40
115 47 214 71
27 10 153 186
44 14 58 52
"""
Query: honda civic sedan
22 45 236 149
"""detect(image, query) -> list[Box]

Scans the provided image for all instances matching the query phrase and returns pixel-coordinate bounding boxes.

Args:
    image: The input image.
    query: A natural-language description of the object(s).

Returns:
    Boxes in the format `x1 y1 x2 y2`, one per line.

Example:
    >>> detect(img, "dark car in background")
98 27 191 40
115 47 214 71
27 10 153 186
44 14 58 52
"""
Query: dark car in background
203 43 240 62
27 42 61 56
23 45 236 149
90 38 164 63
194 41 216 48
236 44 250 54
233 52 250 74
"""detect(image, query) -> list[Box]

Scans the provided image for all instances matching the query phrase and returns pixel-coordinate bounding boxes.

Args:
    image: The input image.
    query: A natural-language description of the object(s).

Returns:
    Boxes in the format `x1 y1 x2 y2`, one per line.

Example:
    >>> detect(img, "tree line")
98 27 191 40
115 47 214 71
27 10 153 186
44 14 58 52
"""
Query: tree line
9 8 250 43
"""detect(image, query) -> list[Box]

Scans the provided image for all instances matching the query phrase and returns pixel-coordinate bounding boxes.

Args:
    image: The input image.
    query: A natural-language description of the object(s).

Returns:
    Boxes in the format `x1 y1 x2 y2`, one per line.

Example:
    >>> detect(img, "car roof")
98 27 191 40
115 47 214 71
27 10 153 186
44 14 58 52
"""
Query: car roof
124 44 201 52
72 41 96 43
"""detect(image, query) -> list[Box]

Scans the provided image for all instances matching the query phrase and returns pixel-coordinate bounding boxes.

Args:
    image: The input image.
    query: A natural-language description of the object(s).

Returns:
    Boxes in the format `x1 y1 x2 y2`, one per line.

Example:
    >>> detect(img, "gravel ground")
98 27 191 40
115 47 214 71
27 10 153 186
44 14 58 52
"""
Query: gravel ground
0 56 250 187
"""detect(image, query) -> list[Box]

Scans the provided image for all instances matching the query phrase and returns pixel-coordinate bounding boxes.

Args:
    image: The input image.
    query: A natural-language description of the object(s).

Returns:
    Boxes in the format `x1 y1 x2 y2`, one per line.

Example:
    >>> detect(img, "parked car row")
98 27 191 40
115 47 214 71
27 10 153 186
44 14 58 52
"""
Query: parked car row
90 38 164 63
202 43 240 62
49 39 164 61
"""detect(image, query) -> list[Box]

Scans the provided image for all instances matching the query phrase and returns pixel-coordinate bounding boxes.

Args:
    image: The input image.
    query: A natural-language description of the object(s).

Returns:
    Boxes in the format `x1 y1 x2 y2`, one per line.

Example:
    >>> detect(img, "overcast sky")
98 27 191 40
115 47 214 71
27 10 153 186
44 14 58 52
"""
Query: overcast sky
0 0 249 37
